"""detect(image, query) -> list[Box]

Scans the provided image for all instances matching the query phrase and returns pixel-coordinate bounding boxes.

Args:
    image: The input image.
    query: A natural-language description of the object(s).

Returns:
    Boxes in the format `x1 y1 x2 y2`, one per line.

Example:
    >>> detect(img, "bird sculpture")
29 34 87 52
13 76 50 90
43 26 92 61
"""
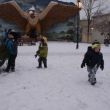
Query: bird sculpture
0 1 80 38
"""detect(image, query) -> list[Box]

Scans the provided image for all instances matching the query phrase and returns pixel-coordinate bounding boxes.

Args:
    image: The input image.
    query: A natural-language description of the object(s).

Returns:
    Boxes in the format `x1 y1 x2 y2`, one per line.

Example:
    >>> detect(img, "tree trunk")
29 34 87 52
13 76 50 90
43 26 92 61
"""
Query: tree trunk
87 18 90 43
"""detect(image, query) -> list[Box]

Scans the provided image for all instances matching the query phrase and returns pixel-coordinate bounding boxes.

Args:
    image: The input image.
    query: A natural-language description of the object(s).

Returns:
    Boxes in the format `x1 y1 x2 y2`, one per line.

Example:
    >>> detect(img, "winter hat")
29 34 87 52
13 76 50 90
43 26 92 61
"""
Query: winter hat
43 36 47 44
92 40 100 45
92 44 101 49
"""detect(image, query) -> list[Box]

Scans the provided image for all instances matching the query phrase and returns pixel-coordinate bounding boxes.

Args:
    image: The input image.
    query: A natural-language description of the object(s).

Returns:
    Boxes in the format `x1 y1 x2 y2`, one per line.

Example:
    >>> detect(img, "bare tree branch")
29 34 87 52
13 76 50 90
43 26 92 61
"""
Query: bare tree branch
81 0 107 42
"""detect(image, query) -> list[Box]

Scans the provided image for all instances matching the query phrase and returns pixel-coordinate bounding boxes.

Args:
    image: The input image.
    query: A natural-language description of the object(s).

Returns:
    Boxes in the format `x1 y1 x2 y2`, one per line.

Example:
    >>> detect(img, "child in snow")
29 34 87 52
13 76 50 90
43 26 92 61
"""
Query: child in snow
81 43 104 85
35 36 48 68
4 30 18 72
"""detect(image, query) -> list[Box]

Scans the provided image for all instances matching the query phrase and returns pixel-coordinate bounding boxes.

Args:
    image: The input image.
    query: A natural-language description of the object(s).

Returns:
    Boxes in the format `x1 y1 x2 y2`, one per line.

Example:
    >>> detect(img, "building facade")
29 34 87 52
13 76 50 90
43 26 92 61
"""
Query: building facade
80 13 110 43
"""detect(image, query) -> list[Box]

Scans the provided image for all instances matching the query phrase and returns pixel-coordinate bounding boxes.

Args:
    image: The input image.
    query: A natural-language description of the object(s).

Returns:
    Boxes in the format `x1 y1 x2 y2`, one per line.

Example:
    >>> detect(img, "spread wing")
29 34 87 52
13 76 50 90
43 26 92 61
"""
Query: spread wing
0 1 28 30
39 1 80 31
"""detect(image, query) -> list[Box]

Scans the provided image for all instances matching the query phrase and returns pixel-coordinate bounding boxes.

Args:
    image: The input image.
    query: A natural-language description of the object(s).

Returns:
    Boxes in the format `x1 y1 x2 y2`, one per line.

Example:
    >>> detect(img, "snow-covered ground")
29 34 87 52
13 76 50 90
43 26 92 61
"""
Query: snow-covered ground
0 42 110 110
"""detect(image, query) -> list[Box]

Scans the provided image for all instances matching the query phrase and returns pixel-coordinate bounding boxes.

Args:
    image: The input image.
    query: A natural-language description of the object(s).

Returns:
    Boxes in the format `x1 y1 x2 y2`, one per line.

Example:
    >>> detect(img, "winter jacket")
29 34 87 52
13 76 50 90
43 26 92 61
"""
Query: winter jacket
81 46 104 69
37 42 48 58
5 38 18 56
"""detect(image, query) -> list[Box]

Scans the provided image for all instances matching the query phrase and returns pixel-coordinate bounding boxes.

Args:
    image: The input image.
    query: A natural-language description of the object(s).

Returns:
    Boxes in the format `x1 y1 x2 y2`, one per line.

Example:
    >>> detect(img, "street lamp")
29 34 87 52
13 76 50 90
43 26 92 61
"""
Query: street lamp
76 0 82 49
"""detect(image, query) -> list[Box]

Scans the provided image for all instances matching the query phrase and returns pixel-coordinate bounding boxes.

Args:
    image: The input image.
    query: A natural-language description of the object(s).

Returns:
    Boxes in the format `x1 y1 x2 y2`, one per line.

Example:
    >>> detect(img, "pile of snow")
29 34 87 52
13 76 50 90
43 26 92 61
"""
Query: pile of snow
0 42 110 110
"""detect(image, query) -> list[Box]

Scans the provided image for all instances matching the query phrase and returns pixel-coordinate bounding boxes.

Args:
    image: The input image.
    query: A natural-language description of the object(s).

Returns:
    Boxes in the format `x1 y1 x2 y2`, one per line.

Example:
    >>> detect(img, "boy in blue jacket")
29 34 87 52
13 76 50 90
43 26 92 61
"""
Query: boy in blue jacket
4 31 18 72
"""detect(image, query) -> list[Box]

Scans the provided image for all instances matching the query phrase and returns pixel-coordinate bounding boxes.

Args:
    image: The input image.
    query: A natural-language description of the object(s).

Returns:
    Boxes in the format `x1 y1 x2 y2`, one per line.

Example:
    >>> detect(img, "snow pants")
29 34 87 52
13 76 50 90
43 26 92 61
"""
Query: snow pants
6 54 17 71
38 57 47 68
87 65 98 82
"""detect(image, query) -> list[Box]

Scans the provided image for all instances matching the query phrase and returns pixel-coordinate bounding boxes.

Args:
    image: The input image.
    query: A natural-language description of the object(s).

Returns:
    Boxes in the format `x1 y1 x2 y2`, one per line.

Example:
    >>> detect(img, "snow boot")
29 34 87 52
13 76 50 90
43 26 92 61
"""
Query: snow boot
3 69 9 73
11 68 15 72
90 78 97 85
37 66 42 68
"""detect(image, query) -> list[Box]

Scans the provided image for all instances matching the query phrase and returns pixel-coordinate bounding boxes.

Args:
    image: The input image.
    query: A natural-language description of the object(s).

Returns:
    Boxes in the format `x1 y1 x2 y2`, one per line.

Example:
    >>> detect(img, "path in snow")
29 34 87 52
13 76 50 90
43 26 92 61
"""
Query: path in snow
0 42 110 110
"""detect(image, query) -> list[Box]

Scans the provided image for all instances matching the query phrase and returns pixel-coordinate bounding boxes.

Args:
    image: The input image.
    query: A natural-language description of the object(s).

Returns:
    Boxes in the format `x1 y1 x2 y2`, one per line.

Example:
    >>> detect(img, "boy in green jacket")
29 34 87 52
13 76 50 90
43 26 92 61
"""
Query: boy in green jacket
35 37 48 68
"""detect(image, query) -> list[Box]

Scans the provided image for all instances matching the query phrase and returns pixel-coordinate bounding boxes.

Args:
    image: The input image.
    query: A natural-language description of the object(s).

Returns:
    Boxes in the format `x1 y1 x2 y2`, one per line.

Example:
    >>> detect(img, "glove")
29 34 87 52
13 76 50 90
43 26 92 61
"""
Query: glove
96 64 100 68
81 63 85 68
100 65 104 70
36 50 40 54
35 54 37 58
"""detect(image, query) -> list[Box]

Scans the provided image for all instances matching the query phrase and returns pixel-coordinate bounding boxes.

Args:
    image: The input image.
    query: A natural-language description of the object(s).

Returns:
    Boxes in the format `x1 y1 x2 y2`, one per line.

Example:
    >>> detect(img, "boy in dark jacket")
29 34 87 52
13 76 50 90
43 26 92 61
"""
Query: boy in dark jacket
4 31 18 72
81 43 104 85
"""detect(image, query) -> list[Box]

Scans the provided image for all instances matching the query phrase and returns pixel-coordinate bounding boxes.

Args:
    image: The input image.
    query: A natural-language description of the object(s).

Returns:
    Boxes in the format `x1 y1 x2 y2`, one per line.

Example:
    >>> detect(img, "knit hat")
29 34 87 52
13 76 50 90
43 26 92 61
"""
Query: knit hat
92 40 100 45
92 44 101 49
